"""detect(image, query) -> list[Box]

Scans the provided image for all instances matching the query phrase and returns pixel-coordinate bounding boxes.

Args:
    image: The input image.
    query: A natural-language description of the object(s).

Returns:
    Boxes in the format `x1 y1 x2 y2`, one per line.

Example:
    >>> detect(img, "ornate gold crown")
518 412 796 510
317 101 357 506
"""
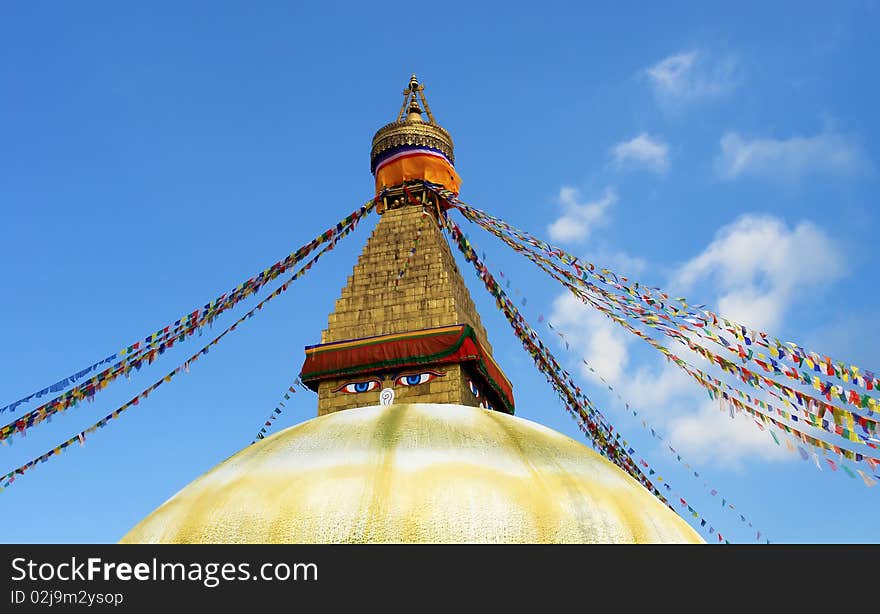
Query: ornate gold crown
370 75 455 173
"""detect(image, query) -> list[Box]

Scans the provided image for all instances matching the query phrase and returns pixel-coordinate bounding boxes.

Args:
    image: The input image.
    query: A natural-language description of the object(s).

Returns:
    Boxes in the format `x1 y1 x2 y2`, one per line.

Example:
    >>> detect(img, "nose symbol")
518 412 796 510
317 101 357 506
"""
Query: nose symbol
379 388 395 406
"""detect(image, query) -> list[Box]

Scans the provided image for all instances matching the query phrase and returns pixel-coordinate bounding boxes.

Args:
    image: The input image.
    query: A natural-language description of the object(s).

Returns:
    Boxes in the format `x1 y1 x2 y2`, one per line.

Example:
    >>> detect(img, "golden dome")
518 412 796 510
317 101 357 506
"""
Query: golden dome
121 403 702 543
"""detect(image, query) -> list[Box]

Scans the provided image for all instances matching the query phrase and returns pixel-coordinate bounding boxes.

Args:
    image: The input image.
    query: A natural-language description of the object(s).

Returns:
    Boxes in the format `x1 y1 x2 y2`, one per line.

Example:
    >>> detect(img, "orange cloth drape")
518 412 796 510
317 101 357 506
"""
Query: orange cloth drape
374 154 462 194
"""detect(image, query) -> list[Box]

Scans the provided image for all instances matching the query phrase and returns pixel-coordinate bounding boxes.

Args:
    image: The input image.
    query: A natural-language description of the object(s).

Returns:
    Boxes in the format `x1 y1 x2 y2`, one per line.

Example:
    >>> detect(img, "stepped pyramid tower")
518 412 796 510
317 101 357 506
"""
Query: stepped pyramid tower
299 75 511 417
121 77 701 544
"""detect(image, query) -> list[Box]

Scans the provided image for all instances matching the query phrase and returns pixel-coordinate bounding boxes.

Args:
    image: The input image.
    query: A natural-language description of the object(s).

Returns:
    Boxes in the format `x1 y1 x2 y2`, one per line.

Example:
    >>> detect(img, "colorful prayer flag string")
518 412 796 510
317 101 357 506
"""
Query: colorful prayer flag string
0 196 380 417
0 205 369 490
447 192 880 428
538 255 880 481
0 199 378 444
512 238 880 478
426 183 880 407
251 379 302 444
427 184 880 476
522 246 879 451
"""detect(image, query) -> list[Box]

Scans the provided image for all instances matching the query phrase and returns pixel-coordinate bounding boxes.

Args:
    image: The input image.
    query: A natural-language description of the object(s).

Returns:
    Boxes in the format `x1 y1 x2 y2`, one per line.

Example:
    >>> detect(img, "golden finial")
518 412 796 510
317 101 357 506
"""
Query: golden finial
372 74 454 172
406 95 424 122
396 74 436 124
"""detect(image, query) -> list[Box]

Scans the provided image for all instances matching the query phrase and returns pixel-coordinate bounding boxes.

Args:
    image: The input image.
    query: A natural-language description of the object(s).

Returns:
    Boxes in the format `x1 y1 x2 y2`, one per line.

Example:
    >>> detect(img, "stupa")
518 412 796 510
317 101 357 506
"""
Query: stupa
121 76 702 543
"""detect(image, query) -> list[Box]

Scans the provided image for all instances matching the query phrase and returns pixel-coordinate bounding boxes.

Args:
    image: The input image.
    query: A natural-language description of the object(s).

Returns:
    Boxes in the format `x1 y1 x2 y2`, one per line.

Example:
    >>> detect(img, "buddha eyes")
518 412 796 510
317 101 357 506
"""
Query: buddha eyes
336 379 380 394
394 371 443 387
335 371 444 394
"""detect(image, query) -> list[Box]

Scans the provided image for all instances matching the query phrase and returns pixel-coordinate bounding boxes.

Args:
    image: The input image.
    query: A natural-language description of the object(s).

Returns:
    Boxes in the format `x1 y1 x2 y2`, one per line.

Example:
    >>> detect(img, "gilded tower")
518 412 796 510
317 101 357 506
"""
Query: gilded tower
300 76 513 416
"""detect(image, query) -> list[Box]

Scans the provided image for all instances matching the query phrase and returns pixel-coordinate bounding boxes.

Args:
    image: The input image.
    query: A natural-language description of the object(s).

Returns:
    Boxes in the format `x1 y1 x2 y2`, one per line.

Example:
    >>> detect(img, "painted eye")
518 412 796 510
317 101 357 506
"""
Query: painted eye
395 371 443 386
467 379 480 398
336 380 380 394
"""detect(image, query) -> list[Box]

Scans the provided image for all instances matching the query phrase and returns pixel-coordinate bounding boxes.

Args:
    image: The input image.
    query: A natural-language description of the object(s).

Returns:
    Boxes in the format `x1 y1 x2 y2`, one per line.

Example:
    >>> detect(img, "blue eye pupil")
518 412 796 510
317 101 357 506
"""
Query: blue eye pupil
354 382 370 392
405 375 422 385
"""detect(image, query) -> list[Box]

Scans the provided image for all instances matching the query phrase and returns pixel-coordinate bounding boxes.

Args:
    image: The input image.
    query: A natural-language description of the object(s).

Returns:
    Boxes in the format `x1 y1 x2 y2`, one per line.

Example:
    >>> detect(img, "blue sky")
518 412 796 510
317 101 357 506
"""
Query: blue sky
2 2 878 543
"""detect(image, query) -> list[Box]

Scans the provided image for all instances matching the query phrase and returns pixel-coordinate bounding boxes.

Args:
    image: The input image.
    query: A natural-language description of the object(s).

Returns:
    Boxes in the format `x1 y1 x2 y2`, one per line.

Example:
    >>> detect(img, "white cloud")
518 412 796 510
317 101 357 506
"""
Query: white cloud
673 214 844 330
667 401 792 467
644 50 739 108
547 187 616 244
591 249 648 277
549 291 687 405
610 133 670 174
620 361 694 411
715 131 871 183
549 292 631 384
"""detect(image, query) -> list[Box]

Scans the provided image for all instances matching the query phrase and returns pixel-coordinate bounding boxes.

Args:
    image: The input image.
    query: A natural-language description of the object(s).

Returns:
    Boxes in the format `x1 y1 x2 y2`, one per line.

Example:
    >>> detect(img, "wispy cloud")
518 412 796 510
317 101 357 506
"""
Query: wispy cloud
546 187 616 244
715 131 872 184
590 248 648 277
610 133 670 174
644 49 740 109
673 214 844 331
549 293 632 384
667 401 792 466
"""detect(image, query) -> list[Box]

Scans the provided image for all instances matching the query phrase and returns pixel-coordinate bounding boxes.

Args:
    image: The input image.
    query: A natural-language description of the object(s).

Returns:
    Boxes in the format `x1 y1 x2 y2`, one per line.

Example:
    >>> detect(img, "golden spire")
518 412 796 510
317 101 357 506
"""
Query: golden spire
371 75 455 175
397 74 436 124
